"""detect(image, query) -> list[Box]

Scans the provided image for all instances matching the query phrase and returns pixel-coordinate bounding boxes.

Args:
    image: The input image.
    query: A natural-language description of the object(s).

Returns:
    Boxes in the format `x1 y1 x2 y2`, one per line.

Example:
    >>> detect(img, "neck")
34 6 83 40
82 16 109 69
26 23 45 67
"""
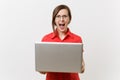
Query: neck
58 30 67 40
59 33 66 40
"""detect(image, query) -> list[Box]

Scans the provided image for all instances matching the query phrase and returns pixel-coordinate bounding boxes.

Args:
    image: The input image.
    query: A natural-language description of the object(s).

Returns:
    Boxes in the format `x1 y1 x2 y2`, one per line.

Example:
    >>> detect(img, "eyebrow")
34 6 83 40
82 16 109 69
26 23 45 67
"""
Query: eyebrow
56 14 68 16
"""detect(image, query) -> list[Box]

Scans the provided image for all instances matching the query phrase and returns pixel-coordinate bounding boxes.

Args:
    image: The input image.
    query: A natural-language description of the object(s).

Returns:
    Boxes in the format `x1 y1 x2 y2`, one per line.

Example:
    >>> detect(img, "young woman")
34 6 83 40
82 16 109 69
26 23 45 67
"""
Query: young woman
39 4 85 80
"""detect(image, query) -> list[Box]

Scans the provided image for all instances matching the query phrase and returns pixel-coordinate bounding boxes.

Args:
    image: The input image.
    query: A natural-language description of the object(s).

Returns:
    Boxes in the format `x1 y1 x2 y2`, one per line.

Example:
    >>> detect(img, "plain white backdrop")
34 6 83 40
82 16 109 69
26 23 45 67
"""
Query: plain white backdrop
0 0 120 80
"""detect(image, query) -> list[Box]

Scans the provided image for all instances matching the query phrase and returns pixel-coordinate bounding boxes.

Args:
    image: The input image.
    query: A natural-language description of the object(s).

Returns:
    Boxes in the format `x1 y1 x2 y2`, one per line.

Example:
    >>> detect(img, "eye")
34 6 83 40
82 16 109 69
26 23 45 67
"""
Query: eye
62 15 68 18
55 15 68 19
56 15 61 18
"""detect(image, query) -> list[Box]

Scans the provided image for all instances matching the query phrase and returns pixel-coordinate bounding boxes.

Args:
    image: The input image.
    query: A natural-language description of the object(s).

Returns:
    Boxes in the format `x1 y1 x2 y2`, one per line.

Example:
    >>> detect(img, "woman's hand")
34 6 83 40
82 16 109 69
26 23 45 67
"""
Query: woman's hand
81 59 85 73
38 71 46 74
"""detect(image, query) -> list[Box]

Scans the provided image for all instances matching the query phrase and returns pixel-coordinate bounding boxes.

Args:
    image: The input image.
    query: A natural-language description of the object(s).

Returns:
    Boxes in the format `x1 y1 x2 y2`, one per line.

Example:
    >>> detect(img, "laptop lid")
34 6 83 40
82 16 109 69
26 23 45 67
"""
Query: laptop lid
35 42 83 73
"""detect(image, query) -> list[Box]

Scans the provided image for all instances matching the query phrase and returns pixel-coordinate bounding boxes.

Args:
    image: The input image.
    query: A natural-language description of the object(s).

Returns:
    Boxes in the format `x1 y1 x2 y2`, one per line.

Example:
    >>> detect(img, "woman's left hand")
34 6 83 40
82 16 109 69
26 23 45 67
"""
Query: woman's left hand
81 59 85 73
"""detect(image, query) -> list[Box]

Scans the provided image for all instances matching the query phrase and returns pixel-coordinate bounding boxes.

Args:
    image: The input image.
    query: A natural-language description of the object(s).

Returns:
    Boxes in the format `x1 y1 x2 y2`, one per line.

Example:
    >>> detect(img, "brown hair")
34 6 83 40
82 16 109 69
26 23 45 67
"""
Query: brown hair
52 4 72 32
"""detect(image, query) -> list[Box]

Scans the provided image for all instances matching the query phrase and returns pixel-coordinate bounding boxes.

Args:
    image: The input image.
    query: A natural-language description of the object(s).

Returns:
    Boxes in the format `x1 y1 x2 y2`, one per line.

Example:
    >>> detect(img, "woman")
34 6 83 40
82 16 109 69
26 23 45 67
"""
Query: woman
39 4 85 80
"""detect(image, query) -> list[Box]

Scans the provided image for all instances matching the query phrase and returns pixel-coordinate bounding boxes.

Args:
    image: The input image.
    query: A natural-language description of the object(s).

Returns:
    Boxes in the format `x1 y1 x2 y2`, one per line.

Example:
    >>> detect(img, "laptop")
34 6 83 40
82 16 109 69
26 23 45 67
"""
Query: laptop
35 42 83 73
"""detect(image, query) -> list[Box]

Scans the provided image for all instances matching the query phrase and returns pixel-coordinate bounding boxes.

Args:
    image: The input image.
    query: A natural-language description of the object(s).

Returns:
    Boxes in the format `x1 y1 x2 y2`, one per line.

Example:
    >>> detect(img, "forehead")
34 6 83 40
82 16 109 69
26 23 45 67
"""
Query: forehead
57 9 68 15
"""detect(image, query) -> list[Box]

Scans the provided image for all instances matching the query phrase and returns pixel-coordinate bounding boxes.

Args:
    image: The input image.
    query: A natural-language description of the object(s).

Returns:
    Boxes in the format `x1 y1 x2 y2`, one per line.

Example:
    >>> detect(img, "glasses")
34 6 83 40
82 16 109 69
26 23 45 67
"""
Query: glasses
55 15 68 20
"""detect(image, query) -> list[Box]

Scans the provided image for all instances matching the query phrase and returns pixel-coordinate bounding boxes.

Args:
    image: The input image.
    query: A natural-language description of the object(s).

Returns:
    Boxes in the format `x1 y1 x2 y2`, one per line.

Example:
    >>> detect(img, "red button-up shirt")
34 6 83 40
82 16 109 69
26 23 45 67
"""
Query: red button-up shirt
41 29 82 80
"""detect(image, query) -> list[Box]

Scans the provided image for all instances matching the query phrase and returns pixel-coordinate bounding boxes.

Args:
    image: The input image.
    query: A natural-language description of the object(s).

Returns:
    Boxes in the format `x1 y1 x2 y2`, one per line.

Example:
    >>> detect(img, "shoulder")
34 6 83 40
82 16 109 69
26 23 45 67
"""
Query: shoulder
41 32 54 42
70 32 83 43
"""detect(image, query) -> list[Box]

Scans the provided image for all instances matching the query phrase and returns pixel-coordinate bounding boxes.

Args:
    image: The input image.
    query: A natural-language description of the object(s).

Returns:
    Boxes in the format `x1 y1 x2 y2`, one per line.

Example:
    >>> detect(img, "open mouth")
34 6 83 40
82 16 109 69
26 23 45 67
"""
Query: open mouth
59 24 65 26
59 24 65 30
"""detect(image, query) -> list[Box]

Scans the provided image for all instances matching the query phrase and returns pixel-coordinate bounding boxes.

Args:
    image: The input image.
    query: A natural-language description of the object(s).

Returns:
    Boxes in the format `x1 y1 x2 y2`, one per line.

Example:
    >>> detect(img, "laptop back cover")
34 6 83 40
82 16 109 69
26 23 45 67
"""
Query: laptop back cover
35 42 83 73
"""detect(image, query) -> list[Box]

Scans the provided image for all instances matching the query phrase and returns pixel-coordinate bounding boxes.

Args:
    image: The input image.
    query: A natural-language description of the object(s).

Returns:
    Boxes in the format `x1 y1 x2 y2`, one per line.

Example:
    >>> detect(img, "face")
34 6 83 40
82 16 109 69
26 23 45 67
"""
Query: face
55 9 70 33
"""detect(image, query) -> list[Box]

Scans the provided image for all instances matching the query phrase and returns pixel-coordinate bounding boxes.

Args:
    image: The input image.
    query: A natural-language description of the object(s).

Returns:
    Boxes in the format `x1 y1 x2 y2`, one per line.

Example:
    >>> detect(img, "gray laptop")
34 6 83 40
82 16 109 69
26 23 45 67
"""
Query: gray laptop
35 42 83 73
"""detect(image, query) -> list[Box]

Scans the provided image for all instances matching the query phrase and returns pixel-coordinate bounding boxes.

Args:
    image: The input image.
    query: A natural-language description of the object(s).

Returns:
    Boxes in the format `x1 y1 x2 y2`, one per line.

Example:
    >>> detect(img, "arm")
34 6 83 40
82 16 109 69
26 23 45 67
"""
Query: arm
81 58 85 73
81 49 85 73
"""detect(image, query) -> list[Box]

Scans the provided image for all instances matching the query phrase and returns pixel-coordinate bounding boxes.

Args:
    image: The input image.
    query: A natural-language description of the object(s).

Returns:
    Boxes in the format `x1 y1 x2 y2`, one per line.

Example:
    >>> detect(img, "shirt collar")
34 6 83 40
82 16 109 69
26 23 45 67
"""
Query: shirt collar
51 28 73 39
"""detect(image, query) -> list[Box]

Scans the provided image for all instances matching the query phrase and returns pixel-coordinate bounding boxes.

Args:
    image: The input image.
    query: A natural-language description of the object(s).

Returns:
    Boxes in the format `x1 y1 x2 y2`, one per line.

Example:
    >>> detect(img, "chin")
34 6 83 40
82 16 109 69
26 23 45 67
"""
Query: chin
57 26 67 32
60 29 67 33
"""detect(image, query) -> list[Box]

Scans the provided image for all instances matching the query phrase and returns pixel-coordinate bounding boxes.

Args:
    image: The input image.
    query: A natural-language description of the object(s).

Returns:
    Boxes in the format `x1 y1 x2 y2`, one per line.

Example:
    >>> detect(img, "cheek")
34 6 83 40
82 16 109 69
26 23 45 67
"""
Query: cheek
55 19 58 24
65 17 70 23
66 19 70 24
54 19 57 25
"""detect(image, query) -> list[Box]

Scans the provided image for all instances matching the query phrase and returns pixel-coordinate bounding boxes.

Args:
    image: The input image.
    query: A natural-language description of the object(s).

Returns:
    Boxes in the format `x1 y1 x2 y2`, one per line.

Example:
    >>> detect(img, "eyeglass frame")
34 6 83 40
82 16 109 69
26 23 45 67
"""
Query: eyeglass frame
55 15 69 20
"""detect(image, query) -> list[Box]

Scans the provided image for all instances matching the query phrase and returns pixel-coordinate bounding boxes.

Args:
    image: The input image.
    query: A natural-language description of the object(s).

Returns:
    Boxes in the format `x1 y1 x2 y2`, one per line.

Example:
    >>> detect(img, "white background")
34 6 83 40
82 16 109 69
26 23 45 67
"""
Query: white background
0 0 120 80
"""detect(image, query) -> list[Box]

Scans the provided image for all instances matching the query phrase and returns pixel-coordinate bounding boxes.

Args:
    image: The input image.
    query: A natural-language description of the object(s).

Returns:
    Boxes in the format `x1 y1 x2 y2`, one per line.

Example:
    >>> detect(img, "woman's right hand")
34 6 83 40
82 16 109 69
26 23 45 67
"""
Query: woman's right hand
38 71 46 74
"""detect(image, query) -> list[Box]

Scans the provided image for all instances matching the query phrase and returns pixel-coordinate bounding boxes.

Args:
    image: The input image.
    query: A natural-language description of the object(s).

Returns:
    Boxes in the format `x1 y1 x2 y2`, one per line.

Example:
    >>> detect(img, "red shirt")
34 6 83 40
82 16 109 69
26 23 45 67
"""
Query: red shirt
41 29 82 80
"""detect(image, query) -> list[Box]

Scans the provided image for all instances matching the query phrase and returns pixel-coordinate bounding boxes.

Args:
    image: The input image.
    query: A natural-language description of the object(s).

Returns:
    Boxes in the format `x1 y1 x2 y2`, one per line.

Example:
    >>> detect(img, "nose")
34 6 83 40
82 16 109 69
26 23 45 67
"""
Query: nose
60 16 64 21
